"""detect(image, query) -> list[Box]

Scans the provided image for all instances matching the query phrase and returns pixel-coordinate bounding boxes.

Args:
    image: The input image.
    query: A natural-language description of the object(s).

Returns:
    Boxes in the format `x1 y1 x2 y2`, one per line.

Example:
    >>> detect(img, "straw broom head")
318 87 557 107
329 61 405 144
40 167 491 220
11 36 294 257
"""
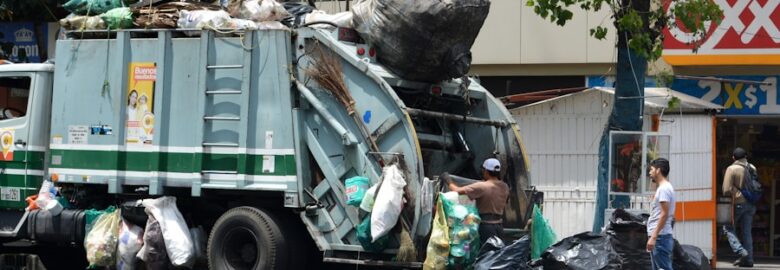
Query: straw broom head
305 44 356 115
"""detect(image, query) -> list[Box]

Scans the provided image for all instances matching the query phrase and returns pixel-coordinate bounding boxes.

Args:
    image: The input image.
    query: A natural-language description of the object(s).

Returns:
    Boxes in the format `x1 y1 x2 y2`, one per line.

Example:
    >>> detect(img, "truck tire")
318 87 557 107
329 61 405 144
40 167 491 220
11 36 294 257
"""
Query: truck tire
208 207 288 270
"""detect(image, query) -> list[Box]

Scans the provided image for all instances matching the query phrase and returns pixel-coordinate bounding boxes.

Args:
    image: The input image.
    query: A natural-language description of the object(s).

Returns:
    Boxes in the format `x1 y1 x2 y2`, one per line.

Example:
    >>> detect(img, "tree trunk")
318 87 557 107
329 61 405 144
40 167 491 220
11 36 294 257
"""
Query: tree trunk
592 0 649 233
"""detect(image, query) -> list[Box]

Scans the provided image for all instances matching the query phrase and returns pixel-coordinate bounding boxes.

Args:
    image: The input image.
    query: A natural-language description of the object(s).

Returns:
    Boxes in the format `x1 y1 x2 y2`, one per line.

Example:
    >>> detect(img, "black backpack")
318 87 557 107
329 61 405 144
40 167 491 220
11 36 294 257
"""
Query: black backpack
739 163 762 204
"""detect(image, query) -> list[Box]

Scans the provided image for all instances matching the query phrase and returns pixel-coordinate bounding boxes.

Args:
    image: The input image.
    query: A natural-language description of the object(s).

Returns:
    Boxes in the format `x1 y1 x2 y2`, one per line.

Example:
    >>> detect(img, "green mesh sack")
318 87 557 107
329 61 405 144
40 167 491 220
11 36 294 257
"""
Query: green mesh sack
531 204 557 259
440 192 481 269
100 7 133 29
63 0 132 16
357 216 390 252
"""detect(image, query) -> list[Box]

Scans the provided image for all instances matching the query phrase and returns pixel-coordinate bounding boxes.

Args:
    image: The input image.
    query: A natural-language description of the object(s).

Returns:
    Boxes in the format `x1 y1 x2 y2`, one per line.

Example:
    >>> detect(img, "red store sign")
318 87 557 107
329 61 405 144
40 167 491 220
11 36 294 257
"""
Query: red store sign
663 0 780 65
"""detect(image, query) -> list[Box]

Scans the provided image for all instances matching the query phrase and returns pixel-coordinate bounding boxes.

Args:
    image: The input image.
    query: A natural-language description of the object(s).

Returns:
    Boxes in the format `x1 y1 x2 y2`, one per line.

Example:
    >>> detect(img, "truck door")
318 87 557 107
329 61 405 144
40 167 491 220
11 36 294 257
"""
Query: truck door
0 73 40 210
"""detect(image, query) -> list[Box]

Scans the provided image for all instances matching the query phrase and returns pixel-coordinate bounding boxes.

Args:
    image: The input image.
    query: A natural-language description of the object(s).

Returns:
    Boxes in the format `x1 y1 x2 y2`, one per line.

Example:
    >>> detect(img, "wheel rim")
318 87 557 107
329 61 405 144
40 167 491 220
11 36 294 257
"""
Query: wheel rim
222 227 260 269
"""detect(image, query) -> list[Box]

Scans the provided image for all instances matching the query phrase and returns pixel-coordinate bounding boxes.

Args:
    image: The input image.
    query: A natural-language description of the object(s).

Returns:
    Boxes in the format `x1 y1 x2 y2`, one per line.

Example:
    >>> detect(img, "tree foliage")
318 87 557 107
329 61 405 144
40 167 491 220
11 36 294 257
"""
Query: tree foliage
526 0 723 59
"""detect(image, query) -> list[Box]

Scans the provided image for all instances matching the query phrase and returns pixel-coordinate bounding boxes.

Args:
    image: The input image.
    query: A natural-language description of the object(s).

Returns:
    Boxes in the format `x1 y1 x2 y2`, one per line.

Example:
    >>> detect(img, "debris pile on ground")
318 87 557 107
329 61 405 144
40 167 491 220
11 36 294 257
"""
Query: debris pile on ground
474 235 532 270
531 209 712 270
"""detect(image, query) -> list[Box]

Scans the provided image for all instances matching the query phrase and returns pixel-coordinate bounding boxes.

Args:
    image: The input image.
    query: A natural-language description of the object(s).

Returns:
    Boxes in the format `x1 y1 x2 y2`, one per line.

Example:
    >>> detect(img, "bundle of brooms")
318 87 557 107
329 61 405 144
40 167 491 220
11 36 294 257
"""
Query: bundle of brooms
305 44 357 116
305 44 418 262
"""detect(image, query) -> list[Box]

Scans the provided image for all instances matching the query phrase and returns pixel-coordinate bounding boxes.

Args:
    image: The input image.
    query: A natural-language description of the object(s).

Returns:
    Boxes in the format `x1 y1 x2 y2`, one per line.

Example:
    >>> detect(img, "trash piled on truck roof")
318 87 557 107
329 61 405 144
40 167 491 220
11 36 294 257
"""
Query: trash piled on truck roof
57 0 492 83
351 0 491 82
59 0 292 31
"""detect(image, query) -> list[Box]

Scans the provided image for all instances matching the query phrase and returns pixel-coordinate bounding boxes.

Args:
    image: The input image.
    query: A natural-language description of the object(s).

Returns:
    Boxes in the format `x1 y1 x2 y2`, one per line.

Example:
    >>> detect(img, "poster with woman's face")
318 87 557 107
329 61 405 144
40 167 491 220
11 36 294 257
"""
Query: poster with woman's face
126 62 156 145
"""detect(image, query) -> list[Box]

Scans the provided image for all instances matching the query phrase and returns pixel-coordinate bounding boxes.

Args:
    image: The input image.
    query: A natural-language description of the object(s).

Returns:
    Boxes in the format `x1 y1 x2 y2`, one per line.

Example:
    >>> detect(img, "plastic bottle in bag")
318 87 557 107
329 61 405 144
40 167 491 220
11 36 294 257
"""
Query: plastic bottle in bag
35 178 55 209
117 218 144 270
84 209 121 267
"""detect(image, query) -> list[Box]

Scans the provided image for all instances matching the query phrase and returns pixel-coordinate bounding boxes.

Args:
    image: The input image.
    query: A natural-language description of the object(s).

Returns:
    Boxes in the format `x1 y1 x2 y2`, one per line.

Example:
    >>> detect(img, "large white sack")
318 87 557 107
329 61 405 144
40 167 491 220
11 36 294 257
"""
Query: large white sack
142 196 194 267
370 164 406 242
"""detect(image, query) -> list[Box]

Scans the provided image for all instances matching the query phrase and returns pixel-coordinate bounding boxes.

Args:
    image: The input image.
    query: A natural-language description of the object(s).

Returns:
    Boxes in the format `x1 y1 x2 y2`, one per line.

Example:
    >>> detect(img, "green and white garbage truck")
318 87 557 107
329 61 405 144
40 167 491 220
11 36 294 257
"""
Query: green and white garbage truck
0 27 531 269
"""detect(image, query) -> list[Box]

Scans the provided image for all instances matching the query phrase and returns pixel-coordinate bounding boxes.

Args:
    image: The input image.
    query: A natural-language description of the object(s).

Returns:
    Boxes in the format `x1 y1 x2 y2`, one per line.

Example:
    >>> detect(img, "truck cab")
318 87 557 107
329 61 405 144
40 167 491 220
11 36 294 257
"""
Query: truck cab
0 63 52 238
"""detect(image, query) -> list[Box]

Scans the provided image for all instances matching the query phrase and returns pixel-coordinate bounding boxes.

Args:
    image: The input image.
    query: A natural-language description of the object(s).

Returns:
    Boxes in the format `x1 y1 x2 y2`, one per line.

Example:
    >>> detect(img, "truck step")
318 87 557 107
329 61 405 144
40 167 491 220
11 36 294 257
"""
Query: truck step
204 116 240 121
206 90 242 95
206 64 243 69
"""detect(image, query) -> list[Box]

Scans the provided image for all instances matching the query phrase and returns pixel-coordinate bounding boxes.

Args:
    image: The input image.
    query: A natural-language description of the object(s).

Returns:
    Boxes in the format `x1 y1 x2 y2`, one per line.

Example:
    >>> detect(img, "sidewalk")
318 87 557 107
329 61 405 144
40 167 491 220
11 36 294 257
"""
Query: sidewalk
716 257 780 269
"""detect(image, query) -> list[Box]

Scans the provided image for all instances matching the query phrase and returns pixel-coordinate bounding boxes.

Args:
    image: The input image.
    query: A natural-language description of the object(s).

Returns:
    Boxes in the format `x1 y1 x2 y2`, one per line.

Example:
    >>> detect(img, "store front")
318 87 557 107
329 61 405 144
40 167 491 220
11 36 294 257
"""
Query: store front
714 117 780 257
669 76 780 258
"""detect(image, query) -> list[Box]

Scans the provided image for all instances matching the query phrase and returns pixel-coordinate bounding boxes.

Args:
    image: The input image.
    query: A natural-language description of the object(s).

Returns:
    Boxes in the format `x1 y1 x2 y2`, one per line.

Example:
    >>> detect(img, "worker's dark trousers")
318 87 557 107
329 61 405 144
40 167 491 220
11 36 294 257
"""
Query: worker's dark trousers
479 223 504 246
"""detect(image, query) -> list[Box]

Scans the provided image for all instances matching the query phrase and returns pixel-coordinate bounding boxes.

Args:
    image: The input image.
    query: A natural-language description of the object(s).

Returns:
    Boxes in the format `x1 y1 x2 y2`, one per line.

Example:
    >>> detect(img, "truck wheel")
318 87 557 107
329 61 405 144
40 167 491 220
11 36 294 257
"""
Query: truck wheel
208 207 287 270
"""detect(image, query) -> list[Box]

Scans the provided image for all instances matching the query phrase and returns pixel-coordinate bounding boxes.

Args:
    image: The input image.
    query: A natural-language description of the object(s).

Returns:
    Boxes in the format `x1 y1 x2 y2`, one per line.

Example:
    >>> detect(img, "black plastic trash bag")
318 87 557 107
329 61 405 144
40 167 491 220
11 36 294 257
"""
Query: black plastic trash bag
121 200 148 228
281 2 316 27
673 241 711 270
351 0 490 82
606 209 710 270
474 235 531 270
535 232 622 270
477 235 505 256
606 210 651 269
608 208 649 227
139 215 171 270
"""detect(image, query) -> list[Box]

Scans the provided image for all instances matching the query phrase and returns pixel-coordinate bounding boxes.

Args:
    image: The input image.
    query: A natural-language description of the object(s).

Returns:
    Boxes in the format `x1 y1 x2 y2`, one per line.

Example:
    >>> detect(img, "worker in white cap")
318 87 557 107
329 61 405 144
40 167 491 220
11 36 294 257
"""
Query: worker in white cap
448 158 510 245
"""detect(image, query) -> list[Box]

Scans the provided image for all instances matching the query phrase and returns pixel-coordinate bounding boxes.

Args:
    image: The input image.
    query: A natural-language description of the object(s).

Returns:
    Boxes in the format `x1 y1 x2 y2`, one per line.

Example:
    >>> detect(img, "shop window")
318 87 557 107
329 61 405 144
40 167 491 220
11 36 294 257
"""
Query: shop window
0 76 30 121
608 131 670 195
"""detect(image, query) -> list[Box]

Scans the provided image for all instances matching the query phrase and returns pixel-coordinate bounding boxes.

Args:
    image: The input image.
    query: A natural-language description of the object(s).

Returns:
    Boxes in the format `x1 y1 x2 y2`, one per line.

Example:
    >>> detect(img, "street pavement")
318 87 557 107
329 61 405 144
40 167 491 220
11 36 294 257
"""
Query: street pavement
717 257 780 269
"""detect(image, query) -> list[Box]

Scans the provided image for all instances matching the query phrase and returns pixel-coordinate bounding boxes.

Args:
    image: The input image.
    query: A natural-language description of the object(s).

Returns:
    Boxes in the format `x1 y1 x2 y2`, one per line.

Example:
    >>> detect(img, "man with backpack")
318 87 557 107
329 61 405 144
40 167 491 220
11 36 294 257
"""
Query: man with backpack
722 147 761 267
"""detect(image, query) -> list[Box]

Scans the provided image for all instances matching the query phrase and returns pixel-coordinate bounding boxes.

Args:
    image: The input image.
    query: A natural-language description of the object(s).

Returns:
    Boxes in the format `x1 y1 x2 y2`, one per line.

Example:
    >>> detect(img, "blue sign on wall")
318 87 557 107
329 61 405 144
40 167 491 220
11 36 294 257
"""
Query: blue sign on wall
0 23 47 63
671 76 780 115
587 75 780 115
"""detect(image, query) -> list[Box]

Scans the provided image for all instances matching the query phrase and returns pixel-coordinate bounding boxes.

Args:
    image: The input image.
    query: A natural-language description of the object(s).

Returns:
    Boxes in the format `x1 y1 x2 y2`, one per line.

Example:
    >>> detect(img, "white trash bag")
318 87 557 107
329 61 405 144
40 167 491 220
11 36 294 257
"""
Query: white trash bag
370 164 406 242
304 11 353 28
256 21 288 30
117 218 144 270
177 10 231 30
359 183 379 212
228 0 289 22
141 196 194 267
227 18 258 30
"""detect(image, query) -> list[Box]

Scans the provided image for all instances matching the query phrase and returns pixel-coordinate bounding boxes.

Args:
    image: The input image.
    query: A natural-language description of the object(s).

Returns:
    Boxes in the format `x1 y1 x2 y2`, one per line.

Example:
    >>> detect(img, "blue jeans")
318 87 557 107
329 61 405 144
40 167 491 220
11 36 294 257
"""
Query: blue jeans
724 203 756 263
651 234 674 270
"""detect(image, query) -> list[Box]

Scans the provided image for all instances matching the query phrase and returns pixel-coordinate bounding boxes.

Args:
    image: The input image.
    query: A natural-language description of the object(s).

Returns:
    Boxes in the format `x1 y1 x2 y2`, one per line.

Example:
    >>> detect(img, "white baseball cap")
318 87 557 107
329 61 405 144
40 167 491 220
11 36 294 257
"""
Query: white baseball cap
482 158 501 172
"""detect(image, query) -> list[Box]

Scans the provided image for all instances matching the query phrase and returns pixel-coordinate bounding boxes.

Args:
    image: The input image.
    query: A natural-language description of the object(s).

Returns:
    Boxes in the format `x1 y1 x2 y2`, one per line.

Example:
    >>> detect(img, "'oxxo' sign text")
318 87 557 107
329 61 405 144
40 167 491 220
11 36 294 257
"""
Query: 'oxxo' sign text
663 0 780 65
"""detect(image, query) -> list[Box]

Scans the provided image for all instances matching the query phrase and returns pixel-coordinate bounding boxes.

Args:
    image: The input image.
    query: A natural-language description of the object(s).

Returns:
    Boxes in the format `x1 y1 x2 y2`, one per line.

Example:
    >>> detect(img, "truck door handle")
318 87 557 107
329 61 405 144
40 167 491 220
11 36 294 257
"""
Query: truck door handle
14 139 26 147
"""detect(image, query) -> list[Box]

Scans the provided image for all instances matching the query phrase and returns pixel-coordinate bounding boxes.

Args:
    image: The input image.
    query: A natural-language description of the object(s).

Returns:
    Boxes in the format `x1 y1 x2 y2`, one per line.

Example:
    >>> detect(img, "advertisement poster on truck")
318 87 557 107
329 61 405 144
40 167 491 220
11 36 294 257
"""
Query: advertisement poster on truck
0 128 13 160
126 62 156 145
